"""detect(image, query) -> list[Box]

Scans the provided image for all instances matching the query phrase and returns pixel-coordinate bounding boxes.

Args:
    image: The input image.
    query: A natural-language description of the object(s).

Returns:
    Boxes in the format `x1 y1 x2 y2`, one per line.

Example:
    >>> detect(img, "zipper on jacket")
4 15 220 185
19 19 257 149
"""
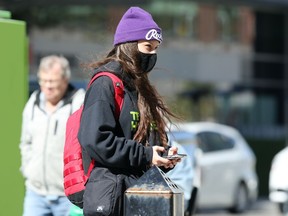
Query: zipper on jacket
43 117 50 193
54 120 58 135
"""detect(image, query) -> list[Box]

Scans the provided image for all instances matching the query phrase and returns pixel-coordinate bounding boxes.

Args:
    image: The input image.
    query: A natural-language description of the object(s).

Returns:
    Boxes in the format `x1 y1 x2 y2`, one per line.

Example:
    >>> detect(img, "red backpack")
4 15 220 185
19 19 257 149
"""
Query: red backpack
63 72 124 208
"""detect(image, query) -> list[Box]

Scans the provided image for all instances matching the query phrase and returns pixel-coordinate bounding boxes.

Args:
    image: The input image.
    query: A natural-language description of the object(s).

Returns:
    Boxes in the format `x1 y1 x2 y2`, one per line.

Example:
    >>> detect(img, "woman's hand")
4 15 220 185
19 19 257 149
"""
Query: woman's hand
167 146 181 166
168 146 178 155
151 146 180 169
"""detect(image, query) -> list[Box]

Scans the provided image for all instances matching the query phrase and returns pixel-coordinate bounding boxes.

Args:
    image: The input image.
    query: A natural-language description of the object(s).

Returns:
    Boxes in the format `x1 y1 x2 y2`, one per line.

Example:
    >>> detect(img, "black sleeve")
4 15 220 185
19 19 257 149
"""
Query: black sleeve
78 76 153 169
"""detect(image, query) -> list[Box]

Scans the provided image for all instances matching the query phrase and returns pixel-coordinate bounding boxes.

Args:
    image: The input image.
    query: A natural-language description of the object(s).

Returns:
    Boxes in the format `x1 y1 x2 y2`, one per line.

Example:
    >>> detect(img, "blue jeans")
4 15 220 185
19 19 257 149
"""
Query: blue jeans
23 189 72 216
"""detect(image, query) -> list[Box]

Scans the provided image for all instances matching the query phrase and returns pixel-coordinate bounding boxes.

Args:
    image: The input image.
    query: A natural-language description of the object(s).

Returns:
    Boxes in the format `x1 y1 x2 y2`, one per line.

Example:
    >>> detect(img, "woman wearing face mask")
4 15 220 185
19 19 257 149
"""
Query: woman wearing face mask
78 6 180 216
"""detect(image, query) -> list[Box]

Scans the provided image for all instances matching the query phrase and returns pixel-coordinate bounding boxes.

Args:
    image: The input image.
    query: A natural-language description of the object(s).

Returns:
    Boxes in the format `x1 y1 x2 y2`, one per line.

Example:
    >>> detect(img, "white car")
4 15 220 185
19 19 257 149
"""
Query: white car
167 121 258 213
269 146 288 214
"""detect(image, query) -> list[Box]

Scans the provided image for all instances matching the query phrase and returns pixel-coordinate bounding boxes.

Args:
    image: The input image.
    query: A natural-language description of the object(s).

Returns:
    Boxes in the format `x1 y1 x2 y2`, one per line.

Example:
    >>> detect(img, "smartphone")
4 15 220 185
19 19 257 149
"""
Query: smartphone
163 154 187 160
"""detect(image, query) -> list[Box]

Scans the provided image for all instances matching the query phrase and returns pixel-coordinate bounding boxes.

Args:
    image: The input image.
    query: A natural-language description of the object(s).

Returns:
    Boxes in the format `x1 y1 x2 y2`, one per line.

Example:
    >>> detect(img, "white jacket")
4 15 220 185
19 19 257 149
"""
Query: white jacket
19 86 85 196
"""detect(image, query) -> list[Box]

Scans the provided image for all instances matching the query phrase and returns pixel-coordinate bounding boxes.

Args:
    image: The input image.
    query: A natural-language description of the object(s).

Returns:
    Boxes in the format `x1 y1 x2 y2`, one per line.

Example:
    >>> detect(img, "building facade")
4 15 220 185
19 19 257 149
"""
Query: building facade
3 0 288 139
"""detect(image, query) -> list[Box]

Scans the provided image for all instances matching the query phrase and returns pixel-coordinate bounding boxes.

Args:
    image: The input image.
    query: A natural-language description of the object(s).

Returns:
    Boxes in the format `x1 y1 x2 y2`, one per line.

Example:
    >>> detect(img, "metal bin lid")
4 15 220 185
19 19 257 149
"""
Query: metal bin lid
126 166 183 194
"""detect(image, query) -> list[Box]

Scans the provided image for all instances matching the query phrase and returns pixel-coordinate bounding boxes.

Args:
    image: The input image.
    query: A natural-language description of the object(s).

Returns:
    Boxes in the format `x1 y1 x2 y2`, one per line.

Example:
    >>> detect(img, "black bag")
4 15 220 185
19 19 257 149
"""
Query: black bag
83 167 125 216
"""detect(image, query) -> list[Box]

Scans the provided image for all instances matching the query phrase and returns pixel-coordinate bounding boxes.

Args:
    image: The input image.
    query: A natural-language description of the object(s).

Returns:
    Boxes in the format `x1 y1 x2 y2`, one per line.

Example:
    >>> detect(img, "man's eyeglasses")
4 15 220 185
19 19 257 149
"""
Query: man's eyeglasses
38 79 63 87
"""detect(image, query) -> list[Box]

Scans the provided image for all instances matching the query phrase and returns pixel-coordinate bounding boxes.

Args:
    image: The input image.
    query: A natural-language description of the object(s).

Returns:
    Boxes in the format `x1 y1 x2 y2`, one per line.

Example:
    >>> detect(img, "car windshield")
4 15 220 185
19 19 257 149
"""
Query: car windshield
167 130 198 157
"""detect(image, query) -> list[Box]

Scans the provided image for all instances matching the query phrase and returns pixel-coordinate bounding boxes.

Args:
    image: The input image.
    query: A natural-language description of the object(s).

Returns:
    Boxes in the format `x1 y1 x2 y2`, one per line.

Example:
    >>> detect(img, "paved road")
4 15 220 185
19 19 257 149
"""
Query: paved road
194 198 282 216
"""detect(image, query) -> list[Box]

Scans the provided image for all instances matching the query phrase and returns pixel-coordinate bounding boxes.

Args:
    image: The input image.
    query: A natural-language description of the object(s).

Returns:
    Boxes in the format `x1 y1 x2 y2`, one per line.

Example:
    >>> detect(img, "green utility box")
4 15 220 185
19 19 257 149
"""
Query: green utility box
0 10 28 215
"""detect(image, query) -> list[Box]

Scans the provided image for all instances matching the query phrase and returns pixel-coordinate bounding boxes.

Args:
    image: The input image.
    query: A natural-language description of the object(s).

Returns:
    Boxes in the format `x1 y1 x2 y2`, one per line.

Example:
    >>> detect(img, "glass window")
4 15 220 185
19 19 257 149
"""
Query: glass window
217 6 239 42
196 131 235 152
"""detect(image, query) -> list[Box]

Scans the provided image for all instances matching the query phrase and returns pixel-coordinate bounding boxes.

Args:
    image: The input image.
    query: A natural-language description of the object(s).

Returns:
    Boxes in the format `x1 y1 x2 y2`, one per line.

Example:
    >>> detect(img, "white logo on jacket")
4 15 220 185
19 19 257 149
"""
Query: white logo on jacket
96 206 104 212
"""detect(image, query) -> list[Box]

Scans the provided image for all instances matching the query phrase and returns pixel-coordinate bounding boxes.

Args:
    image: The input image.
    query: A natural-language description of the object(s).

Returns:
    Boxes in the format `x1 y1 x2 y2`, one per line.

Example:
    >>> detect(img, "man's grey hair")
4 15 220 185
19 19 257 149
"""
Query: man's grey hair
37 55 71 79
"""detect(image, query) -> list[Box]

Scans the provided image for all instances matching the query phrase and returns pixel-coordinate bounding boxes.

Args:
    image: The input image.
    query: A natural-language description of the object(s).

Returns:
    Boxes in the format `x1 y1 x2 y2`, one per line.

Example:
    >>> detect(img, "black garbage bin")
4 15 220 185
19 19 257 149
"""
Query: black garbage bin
124 166 184 216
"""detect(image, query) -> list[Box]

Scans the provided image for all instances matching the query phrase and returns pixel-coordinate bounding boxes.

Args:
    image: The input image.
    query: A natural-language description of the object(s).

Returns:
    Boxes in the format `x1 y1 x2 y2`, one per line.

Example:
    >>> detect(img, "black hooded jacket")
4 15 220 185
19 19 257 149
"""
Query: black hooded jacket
78 61 154 180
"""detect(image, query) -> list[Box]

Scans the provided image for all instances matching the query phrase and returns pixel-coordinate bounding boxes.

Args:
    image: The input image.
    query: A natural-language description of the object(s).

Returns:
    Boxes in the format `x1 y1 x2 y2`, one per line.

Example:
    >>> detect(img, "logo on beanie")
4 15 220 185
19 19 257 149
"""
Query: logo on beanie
145 29 163 42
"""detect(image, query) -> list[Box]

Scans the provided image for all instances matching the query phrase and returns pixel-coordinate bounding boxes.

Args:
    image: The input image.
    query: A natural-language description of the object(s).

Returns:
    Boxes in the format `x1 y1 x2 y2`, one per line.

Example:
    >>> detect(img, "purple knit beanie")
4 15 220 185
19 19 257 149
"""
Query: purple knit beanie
113 7 163 46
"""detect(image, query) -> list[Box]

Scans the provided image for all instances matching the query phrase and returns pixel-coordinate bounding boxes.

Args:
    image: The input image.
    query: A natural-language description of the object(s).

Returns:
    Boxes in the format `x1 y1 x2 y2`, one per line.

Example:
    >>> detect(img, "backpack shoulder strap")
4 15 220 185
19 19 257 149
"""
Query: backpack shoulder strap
88 72 124 118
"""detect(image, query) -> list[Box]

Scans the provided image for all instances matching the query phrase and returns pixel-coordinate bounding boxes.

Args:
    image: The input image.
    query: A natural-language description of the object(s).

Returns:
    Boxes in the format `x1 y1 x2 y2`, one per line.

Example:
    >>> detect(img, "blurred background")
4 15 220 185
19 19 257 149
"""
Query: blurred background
1 0 288 215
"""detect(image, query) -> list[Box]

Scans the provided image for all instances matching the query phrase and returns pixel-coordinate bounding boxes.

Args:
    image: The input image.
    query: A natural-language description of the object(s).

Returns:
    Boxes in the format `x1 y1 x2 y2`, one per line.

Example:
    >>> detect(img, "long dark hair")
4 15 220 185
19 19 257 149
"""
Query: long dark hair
88 42 177 147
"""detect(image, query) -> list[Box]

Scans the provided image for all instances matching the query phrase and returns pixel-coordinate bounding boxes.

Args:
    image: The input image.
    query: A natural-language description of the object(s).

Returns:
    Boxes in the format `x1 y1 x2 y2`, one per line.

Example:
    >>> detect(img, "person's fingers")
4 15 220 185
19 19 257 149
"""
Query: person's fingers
168 146 178 155
151 146 182 168
152 146 168 166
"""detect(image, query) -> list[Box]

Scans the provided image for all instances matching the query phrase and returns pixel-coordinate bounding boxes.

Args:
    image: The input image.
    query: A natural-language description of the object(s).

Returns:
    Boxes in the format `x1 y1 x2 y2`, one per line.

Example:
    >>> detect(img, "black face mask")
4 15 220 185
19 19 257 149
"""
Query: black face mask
138 52 157 73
